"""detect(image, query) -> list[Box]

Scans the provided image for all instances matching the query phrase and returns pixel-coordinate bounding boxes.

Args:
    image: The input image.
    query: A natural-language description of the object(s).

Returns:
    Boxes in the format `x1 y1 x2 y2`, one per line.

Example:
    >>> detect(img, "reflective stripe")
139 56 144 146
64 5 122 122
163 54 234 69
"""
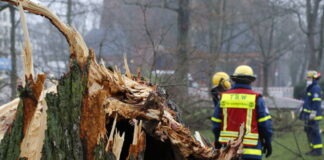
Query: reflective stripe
220 131 258 139
312 98 322 101
314 116 323 120
313 144 323 149
243 149 262 155
243 139 258 145
303 109 312 113
220 93 256 109
223 108 228 131
220 131 238 137
221 131 239 134
258 115 271 122
307 92 312 96
246 109 252 133
211 117 222 122
219 137 233 142
219 137 258 146
244 133 259 139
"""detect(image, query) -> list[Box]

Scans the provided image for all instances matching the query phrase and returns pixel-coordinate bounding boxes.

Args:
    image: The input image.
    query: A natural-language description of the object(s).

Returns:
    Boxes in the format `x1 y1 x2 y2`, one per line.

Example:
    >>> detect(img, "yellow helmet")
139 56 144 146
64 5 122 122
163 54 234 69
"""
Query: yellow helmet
233 65 254 77
212 72 231 90
231 65 256 83
306 70 321 79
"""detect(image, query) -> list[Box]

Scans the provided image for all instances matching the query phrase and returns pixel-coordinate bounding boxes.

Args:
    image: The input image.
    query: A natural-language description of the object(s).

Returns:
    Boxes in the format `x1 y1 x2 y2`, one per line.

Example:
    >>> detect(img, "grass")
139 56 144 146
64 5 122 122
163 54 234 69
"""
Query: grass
199 129 324 160
186 107 324 159
198 121 324 160
271 130 324 160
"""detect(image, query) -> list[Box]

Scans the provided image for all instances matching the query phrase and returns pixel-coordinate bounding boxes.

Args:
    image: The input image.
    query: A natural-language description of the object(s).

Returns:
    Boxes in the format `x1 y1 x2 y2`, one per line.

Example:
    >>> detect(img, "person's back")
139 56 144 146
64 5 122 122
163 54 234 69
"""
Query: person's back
212 65 272 160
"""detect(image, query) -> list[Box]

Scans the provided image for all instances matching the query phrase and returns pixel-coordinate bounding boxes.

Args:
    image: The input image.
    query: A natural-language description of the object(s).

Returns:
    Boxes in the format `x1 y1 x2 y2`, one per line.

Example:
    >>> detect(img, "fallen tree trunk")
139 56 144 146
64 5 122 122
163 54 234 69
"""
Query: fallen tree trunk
0 0 245 159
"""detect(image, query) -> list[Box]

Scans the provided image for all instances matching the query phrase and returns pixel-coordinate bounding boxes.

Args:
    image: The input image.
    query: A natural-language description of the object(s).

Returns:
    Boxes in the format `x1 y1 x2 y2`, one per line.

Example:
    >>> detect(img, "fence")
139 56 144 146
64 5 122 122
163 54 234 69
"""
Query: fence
188 87 324 109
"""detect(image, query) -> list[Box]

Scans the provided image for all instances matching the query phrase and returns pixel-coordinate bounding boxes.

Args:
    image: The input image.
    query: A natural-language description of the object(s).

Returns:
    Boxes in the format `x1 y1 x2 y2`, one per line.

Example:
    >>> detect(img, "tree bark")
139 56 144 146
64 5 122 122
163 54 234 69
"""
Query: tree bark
9 6 17 99
67 0 72 25
173 0 190 103
208 0 225 55
207 0 226 89
318 6 324 69
306 0 322 70
262 61 269 96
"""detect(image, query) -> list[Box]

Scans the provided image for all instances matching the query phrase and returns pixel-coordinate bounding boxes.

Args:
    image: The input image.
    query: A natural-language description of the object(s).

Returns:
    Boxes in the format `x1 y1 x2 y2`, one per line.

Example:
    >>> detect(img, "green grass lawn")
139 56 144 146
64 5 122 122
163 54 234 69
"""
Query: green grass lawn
199 126 324 160
188 108 324 159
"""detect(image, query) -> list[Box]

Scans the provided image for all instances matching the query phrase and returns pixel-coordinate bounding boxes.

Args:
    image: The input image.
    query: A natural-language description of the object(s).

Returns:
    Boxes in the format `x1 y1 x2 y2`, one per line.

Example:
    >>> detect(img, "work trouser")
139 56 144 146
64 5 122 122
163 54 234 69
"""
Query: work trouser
232 158 260 160
304 120 323 153
234 142 263 160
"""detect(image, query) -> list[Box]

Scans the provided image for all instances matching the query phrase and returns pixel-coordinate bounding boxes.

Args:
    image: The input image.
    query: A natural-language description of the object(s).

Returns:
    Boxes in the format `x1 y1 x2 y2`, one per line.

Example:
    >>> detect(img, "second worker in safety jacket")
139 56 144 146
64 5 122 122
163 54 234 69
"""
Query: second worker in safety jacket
211 65 273 160
211 72 232 108
299 70 323 156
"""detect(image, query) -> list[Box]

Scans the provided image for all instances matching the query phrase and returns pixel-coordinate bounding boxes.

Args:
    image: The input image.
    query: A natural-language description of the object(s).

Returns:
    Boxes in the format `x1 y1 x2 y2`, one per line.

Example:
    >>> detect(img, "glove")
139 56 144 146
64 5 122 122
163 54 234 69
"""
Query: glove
299 111 310 121
214 141 222 149
212 127 221 149
261 139 272 158
310 111 317 120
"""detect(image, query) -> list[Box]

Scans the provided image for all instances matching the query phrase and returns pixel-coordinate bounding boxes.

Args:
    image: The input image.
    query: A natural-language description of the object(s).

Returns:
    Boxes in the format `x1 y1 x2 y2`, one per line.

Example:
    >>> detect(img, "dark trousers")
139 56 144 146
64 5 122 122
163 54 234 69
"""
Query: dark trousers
304 120 322 153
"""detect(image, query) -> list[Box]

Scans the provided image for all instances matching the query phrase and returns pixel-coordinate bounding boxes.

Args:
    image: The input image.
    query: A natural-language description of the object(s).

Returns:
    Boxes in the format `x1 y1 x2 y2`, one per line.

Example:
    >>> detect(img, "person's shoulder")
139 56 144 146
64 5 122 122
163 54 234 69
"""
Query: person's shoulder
249 89 262 97
312 84 321 92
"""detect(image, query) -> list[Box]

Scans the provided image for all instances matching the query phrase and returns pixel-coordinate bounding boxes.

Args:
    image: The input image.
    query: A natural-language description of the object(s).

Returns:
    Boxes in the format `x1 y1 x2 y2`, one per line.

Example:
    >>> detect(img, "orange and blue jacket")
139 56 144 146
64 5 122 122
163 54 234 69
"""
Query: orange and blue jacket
300 80 323 121
211 83 272 159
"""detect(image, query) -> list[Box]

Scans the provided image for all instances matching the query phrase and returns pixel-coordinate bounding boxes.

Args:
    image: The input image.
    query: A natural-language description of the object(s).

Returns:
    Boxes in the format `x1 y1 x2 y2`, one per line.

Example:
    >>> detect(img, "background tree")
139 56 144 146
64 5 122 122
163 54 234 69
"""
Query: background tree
244 0 298 95
291 0 324 71
0 3 17 99
124 0 191 104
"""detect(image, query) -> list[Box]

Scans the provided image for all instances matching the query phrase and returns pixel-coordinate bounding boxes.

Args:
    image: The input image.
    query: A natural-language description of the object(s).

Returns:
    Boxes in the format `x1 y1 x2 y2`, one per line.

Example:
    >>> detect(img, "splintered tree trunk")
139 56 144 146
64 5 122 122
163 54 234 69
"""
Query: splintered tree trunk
0 0 245 160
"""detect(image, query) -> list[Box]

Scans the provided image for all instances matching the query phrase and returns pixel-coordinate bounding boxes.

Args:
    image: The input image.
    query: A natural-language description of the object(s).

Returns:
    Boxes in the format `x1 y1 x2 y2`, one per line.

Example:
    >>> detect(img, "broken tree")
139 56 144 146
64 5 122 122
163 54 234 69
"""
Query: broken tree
0 0 245 159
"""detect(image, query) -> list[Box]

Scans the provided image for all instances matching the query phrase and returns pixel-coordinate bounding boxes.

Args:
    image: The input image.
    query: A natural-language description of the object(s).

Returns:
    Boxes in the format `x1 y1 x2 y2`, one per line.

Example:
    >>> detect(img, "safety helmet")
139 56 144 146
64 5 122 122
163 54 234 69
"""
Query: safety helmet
306 70 321 80
231 65 256 83
212 72 231 90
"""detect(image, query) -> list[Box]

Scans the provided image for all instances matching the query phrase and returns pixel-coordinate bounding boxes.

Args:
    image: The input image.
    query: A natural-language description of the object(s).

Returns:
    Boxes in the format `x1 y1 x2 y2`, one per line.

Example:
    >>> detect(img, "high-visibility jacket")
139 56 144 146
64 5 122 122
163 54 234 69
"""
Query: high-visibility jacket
301 80 323 152
218 88 260 146
301 80 323 121
211 84 272 159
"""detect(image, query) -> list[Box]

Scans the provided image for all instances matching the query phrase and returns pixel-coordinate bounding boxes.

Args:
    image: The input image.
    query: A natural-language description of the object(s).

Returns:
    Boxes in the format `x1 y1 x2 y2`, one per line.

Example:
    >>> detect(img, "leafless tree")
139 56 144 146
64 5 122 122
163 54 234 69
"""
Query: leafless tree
9 6 17 99
245 0 298 95
0 4 17 99
291 0 324 70
124 0 191 103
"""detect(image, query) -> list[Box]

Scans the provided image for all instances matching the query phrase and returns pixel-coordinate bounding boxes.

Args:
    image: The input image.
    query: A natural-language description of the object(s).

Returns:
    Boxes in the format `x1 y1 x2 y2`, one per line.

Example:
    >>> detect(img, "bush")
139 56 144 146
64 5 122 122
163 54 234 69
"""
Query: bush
294 80 324 99
293 81 306 99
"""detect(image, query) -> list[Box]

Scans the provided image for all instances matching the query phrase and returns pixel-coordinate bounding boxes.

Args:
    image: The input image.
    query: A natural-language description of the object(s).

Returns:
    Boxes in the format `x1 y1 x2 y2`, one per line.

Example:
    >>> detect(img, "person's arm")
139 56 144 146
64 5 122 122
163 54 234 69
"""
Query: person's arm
211 87 221 107
256 96 272 157
211 102 222 148
310 87 323 120
299 91 311 121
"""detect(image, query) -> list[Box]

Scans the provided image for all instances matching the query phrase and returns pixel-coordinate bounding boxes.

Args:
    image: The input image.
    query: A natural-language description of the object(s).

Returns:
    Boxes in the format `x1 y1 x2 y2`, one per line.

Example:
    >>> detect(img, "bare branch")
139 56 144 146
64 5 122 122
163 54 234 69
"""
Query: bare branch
269 40 298 63
2 0 89 65
290 9 308 34
123 0 179 12
0 3 9 11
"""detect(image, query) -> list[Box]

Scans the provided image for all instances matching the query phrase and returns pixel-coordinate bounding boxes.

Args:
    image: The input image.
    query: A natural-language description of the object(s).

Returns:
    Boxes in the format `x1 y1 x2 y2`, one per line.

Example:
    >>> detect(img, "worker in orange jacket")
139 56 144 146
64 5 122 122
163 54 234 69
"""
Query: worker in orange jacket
211 65 273 160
